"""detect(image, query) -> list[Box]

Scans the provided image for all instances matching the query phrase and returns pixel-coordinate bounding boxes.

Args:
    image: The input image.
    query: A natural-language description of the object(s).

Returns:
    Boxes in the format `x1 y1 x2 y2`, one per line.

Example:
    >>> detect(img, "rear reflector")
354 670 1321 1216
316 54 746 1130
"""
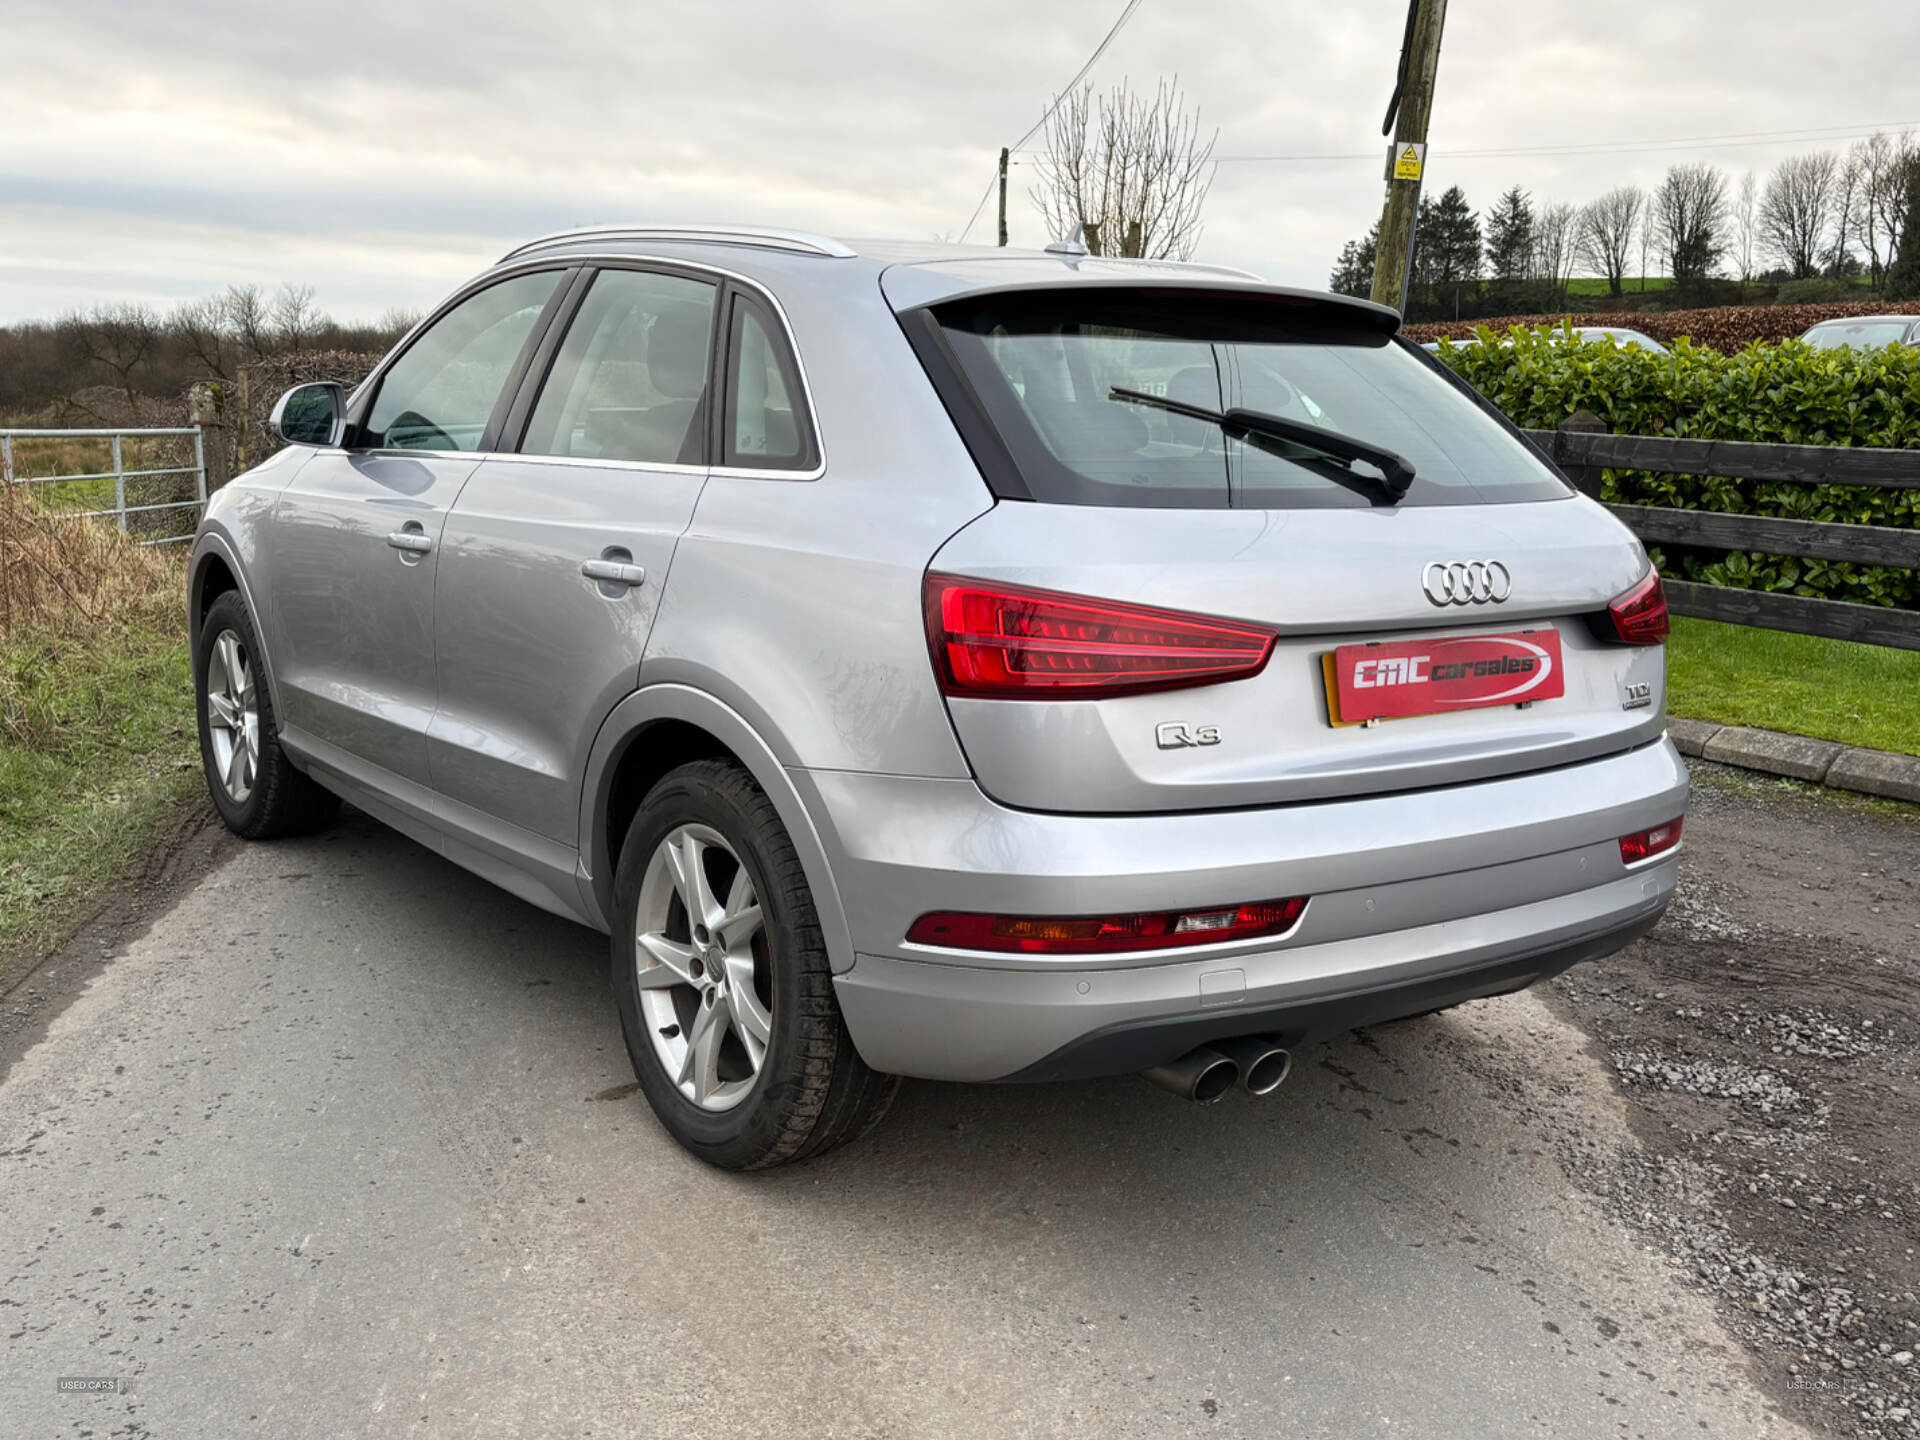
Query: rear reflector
906 898 1308 955
925 574 1275 699
1619 817 1683 864
1607 568 1670 645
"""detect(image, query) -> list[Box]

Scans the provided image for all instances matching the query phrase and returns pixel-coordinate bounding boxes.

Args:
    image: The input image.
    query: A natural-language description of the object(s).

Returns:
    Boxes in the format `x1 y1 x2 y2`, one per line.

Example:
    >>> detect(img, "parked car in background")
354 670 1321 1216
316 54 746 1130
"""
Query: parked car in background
1425 326 1668 354
1568 326 1668 353
189 225 1686 1169
1797 315 1920 351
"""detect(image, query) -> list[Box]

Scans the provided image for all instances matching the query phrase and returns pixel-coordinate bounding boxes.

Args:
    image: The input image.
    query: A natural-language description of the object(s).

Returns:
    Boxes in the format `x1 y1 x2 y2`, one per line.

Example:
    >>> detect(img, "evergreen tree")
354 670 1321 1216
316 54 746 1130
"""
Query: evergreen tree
1483 186 1535 283
1411 185 1482 317
1329 222 1379 298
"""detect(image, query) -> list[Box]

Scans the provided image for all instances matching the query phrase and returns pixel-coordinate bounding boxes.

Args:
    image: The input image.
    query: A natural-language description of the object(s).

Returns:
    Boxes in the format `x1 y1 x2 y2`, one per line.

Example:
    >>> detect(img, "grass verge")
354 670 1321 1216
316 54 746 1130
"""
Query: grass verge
1 491 198 959
1667 615 1920 757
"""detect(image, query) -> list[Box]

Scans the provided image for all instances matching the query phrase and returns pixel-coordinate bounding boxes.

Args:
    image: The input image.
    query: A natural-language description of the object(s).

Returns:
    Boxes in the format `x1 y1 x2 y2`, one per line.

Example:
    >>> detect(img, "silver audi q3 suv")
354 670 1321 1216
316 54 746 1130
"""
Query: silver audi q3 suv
190 224 1686 1168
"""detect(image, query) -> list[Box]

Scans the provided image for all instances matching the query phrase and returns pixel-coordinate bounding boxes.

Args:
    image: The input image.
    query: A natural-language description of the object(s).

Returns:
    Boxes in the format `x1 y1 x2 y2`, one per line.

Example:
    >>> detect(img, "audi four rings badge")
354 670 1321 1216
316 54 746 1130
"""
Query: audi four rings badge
1422 560 1512 606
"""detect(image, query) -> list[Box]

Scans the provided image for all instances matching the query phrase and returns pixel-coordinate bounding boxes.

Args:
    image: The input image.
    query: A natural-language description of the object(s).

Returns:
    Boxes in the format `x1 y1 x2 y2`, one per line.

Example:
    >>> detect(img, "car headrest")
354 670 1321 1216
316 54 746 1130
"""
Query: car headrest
648 305 710 401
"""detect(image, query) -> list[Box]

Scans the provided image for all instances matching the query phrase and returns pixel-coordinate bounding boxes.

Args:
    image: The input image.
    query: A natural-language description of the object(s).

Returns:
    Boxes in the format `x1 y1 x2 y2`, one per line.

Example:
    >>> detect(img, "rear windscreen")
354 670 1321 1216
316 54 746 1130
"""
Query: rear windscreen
924 289 1570 509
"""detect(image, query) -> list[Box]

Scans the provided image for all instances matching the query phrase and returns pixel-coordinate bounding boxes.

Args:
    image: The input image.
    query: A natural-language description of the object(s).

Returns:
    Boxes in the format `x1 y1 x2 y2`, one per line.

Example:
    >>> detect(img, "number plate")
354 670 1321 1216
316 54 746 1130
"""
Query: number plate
1324 630 1564 726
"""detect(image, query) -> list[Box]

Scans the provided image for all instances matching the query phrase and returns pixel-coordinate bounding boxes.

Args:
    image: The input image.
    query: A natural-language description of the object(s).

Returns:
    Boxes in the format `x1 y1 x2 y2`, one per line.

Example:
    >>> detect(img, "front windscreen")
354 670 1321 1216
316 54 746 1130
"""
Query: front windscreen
927 289 1571 509
1804 322 1911 350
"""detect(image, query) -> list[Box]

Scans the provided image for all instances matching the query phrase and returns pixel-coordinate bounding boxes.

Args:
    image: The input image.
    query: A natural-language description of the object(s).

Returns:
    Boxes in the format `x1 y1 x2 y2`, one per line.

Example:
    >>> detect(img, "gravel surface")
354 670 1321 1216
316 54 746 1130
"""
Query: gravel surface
1543 763 1920 1440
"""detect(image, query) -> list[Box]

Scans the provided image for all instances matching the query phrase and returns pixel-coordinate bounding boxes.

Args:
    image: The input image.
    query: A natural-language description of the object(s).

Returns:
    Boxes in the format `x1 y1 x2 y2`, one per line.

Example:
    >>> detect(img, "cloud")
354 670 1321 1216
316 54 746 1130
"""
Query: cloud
3 0 1914 320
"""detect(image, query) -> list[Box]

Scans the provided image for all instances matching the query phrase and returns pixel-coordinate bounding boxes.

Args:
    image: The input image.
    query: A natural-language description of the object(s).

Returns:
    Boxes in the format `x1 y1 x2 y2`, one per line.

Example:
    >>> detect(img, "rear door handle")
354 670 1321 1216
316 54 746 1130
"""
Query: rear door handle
387 530 434 554
581 558 646 587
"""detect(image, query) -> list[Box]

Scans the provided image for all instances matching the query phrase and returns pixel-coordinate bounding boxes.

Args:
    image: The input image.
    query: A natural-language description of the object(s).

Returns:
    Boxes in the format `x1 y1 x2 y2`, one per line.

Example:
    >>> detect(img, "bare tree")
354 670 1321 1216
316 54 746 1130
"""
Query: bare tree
1758 152 1839 280
1654 163 1728 286
376 306 424 338
222 284 273 360
57 302 160 412
1870 132 1918 289
1577 186 1644 296
1530 201 1578 287
1827 157 1861 277
1840 132 1919 289
1733 170 1758 283
170 295 237 382
271 283 322 352
1030 77 1218 259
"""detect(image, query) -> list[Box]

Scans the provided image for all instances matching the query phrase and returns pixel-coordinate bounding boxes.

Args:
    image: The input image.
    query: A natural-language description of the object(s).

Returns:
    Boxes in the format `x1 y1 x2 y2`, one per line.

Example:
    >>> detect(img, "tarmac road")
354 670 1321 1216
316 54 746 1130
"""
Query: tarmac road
0 808 1811 1439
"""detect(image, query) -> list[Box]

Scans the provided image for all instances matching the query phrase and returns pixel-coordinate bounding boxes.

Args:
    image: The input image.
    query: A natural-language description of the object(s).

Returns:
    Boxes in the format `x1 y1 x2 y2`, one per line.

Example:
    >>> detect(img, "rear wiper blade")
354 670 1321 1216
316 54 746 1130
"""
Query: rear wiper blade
1109 386 1416 505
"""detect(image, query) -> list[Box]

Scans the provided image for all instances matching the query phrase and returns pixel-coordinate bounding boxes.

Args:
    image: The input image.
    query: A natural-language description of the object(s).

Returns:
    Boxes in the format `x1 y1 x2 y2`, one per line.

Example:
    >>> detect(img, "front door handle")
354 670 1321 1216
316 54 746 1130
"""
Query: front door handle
581 558 646 587
387 530 434 554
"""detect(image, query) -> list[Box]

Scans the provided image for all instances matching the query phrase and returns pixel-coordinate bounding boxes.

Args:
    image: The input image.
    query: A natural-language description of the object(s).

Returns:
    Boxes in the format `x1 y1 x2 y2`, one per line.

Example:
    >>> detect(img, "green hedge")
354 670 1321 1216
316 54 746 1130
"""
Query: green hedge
1434 325 1920 608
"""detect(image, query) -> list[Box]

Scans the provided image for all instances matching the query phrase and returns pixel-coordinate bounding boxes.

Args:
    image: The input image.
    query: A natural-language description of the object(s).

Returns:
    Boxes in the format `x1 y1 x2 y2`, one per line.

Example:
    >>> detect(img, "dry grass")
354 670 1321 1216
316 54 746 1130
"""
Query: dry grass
1 483 196 955
0 475 178 640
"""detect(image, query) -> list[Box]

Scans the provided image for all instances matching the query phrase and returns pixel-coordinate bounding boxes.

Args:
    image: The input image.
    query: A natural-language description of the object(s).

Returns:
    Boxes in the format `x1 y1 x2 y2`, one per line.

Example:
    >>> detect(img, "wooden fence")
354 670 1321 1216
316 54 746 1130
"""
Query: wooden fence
1523 417 1920 652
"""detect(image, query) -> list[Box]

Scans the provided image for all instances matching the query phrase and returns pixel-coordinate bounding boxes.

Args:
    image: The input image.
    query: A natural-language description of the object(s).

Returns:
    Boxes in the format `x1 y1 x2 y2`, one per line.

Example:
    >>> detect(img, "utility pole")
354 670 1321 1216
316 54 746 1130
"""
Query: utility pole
997 147 1010 246
1370 0 1447 313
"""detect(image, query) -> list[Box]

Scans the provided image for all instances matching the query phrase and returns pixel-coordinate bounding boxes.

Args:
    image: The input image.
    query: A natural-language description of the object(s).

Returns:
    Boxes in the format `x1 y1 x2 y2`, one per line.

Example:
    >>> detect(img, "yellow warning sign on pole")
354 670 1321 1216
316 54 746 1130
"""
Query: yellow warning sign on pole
1391 142 1426 182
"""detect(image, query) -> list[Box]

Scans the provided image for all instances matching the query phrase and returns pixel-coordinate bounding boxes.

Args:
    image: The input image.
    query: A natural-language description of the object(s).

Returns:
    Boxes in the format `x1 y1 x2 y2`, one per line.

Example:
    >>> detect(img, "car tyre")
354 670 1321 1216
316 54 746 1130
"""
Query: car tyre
194 591 340 839
612 759 899 1169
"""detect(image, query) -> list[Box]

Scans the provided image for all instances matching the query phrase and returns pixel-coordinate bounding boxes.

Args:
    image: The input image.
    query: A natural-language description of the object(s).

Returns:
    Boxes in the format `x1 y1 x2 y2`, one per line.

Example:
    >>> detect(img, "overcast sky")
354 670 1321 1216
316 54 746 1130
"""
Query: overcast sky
3 0 1916 322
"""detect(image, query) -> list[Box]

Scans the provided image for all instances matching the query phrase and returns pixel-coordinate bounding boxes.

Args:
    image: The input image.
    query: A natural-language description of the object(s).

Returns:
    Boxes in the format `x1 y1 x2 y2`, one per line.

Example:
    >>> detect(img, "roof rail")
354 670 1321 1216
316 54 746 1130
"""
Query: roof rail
499 225 858 263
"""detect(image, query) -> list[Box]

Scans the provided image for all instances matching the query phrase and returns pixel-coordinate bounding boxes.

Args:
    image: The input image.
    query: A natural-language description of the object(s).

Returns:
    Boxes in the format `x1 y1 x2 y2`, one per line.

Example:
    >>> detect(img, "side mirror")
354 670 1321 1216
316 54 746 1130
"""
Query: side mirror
270 382 347 448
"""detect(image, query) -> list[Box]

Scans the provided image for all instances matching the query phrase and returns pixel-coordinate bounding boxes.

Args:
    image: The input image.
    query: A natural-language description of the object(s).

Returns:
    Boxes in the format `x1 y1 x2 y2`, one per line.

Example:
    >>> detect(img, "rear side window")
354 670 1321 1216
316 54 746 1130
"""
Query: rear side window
521 268 719 466
922 289 1569 509
363 270 562 451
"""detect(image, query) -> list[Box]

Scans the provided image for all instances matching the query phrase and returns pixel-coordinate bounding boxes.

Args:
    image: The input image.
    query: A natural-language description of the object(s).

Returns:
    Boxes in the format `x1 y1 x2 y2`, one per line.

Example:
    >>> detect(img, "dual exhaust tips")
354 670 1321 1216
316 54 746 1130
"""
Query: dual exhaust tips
1144 1036 1292 1104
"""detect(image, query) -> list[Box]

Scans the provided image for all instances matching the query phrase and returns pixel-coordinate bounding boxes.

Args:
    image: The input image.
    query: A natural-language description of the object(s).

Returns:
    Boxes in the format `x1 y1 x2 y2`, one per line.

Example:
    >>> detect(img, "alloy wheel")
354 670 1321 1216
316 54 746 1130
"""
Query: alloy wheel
205 628 260 805
632 824 774 1112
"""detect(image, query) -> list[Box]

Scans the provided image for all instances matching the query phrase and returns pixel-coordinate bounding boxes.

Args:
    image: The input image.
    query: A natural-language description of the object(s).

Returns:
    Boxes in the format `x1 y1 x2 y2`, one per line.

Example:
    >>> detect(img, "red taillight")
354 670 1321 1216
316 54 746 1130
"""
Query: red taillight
1619 817 1683 864
1607 569 1670 645
905 898 1308 955
925 574 1276 699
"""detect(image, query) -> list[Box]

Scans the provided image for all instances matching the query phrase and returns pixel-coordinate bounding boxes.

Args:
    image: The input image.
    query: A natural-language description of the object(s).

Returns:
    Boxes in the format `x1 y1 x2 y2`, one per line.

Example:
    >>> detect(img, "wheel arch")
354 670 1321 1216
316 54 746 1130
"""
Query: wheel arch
579 684 854 973
189 533 280 717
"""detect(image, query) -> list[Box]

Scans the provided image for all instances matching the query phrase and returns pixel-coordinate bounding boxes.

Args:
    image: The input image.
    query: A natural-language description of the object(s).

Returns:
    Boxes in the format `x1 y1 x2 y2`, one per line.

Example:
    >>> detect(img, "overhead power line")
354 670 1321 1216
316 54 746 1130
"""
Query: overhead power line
1007 117 1920 166
960 0 1147 241
1008 0 1145 153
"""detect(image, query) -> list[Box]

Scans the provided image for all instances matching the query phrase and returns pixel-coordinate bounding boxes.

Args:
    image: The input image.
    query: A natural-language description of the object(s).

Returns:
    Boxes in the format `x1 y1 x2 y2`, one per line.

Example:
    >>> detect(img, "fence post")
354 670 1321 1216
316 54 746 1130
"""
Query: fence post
1557 410 1610 500
111 433 127 533
193 426 207 509
235 370 250 475
1 435 12 485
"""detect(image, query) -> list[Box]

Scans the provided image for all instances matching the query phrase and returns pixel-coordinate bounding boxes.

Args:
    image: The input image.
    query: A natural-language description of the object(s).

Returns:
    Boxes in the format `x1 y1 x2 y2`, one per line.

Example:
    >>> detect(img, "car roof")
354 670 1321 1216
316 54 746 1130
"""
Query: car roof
1804 315 1919 328
492 224 1400 329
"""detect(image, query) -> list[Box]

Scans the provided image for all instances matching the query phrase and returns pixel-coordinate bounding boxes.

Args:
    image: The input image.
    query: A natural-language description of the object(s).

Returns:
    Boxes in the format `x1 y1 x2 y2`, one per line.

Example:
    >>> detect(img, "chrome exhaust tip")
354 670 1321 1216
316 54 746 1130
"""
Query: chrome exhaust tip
1212 1035 1293 1096
1143 1046 1239 1104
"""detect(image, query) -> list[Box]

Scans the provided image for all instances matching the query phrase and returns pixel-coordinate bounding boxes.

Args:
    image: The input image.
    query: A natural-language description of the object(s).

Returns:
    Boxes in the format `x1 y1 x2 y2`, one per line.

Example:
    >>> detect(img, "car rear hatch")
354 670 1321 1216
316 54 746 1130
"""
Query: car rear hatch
894 278 1669 815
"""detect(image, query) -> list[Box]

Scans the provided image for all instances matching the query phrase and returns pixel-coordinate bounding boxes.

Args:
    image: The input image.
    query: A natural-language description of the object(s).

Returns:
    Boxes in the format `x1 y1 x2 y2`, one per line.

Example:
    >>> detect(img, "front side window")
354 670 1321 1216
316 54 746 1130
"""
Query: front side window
927 289 1571 509
724 300 813 469
362 271 562 451
521 269 718 466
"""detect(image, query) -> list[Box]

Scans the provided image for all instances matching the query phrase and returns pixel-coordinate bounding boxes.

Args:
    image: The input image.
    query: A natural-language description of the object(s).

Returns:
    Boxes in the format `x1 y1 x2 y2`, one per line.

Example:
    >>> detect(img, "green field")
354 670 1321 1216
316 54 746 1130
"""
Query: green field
1666 616 1920 758
1563 277 1676 297
1557 276 1876 300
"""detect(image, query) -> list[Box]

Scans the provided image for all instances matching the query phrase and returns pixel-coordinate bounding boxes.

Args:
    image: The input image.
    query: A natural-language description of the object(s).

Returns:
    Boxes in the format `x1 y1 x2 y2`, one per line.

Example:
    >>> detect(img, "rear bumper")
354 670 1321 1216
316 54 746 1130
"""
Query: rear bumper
801 736 1687 1082
835 869 1671 1081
